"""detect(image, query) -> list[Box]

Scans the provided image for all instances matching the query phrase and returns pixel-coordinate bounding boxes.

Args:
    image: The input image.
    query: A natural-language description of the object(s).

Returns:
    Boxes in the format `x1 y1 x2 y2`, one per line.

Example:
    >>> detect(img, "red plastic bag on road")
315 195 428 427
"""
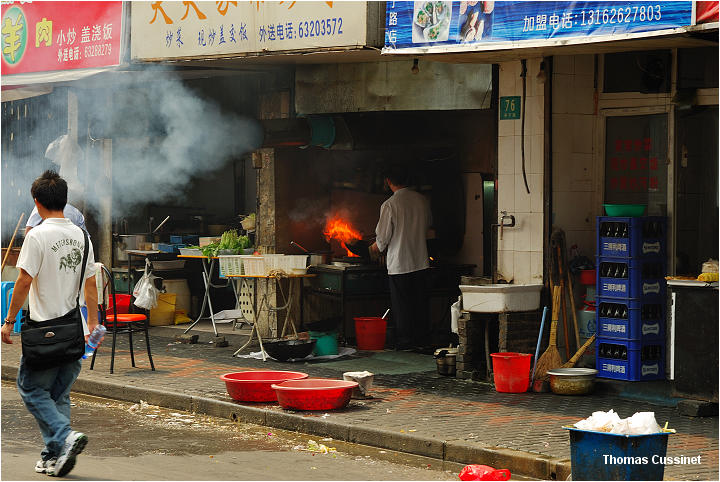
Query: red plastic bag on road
458 464 511 481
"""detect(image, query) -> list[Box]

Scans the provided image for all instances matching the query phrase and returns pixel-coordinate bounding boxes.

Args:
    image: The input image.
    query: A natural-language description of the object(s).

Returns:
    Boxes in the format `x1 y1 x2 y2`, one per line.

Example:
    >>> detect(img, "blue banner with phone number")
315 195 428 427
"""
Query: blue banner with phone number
385 1 693 50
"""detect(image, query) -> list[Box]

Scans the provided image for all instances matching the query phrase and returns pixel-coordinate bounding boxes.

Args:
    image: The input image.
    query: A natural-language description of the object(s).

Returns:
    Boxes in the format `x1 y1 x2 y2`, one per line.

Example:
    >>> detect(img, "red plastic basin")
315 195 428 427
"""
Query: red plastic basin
271 379 359 411
220 371 308 402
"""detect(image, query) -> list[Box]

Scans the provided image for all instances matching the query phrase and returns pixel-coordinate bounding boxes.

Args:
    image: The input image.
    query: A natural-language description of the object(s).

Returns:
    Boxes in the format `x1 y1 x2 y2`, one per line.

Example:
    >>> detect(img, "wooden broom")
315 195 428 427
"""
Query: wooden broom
535 286 563 382
561 334 596 368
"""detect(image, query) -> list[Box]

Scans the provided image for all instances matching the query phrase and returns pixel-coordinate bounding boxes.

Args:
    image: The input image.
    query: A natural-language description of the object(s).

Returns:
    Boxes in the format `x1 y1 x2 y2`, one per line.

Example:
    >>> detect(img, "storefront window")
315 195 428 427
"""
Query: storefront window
604 114 668 215
604 50 671 93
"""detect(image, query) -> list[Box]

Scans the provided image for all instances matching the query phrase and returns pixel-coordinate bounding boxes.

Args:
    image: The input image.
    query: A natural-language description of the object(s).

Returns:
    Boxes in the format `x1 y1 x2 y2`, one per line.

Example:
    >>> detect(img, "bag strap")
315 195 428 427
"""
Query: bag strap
75 229 89 308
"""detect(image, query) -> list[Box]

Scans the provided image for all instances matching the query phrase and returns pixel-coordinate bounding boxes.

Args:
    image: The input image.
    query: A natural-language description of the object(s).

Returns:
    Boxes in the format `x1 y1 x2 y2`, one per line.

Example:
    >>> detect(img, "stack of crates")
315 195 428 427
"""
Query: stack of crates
595 216 666 381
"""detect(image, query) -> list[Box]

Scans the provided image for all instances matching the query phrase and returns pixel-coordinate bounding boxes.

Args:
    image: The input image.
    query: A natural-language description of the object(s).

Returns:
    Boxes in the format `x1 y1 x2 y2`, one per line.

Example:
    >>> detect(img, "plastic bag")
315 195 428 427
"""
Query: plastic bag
459 465 511 481
450 296 462 334
574 410 662 435
133 259 159 310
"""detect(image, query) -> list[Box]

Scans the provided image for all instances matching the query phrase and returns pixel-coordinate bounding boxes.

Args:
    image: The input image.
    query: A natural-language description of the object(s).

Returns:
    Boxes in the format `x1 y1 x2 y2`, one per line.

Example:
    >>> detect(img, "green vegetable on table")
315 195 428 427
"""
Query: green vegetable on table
199 230 251 258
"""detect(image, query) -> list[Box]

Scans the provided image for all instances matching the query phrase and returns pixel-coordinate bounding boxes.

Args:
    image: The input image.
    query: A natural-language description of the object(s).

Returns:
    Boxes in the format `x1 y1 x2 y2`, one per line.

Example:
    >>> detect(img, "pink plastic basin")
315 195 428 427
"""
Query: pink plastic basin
271 378 359 411
220 371 308 402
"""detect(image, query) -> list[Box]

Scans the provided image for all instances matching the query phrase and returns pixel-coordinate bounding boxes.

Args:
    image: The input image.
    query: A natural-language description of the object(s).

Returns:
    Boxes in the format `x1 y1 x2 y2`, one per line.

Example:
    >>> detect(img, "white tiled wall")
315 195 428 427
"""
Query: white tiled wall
497 59 545 284
552 54 598 258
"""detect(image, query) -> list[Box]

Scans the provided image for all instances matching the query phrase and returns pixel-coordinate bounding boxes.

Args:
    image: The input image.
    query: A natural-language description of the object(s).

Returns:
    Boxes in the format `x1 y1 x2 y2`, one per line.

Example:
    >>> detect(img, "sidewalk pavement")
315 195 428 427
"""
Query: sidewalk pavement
2 322 717 481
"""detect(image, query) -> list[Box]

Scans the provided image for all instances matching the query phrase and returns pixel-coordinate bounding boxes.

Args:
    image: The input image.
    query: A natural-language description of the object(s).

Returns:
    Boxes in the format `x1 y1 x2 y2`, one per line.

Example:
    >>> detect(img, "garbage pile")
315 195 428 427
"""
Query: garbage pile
574 409 663 435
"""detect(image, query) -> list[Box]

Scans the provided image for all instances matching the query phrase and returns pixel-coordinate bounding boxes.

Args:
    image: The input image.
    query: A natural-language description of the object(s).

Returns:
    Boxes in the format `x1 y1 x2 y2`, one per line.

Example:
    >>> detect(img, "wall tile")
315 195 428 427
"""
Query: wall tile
572 87 595 115
529 212 544 252
552 114 573 154
498 228 514 252
575 74 594 90
498 174 515 213
498 118 516 137
498 249 514 282
531 251 544 282
531 134 544 175
510 213 529 251
514 174 531 213
515 135 524 174
571 115 594 154
498 136 515 174
552 151 573 192
572 152 594 187
552 74 572 114
555 55 575 75
513 251 531 284
574 54 594 76
530 174 544 213
553 191 594 230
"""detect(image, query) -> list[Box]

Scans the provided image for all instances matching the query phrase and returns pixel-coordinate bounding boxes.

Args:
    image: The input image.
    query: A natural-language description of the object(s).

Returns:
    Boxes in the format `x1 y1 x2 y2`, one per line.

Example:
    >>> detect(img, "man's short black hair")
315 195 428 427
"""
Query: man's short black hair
383 163 410 187
31 170 67 212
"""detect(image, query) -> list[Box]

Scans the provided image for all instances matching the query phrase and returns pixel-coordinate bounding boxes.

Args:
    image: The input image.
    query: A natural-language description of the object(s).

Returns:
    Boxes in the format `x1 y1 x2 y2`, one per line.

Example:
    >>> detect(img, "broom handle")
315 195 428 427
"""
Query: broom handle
548 287 561 347
1 212 25 274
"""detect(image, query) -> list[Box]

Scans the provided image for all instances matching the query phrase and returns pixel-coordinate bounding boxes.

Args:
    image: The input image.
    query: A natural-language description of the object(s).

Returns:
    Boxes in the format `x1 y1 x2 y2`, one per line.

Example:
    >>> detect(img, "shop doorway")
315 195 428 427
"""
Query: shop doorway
674 106 719 275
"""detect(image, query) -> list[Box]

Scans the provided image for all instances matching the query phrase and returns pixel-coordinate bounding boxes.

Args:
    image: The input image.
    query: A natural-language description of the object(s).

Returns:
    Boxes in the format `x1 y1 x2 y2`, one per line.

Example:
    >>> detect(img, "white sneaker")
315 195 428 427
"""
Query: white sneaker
50 431 87 477
34 458 57 474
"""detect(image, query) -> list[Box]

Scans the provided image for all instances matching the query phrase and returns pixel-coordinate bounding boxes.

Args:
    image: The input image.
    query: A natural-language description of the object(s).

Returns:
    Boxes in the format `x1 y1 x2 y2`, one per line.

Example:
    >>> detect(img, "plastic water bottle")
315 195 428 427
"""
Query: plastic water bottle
83 325 107 359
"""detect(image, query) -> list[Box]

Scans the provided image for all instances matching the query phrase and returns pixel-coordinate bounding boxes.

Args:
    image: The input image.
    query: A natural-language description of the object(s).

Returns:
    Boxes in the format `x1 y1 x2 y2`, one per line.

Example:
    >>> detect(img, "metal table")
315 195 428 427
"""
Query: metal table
177 255 229 336
225 274 314 360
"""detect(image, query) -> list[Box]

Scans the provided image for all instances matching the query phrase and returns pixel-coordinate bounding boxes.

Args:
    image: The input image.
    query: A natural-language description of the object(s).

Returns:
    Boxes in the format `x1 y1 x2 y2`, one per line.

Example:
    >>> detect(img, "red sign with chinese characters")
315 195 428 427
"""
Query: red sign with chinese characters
1 2 122 75
608 137 659 193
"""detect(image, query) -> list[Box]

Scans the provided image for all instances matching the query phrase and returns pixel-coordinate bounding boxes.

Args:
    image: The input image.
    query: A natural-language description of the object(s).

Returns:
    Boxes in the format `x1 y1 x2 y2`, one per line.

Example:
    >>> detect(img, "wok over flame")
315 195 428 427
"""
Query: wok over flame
323 216 362 257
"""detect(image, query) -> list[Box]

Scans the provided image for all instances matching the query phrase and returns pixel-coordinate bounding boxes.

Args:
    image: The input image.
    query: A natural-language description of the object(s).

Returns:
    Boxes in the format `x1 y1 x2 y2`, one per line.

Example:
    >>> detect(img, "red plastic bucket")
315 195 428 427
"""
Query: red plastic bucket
491 352 532 393
579 269 596 286
354 317 387 350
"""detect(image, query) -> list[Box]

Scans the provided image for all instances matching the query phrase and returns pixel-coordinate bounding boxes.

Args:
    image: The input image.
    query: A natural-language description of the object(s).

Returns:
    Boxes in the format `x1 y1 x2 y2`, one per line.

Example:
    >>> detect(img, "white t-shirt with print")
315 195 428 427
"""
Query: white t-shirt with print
16 218 96 335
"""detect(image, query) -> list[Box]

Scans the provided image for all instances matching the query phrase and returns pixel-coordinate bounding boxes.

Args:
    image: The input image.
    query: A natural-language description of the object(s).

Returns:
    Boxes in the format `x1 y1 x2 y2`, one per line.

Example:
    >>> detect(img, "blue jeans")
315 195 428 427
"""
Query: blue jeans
16 357 82 460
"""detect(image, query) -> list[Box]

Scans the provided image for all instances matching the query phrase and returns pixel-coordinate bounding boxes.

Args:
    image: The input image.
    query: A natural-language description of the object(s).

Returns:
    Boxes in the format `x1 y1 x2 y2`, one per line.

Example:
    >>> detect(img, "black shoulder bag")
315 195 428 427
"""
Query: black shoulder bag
21 230 90 370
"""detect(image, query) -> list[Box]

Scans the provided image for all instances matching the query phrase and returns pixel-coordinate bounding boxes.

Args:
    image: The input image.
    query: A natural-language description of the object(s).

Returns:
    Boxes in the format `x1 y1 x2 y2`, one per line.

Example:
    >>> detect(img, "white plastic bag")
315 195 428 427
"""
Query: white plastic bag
450 296 462 334
574 410 662 435
627 412 662 434
133 259 159 310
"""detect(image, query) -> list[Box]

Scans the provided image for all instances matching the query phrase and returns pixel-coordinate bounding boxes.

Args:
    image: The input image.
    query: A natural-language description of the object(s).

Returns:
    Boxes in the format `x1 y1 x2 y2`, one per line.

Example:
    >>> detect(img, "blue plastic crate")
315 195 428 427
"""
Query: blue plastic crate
565 427 670 481
596 296 665 341
170 235 200 245
596 337 665 381
1 281 22 333
597 216 666 259
157 243 186 253
597 257 666 299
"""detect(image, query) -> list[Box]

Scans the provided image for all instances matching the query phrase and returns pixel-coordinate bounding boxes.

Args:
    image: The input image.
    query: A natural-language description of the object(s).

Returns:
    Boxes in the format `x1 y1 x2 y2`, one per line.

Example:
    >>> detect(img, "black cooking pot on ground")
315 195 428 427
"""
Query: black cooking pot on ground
263 339 316 362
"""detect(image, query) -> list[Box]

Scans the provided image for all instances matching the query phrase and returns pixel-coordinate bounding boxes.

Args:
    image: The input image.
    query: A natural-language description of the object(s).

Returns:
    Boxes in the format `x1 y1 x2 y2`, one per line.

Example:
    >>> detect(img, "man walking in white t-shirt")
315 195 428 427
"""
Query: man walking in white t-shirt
2 170 98 477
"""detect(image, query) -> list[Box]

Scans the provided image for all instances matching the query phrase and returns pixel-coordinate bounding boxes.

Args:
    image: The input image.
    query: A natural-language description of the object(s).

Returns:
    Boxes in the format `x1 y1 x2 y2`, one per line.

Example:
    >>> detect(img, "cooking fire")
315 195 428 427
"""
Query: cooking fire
323 216 362 257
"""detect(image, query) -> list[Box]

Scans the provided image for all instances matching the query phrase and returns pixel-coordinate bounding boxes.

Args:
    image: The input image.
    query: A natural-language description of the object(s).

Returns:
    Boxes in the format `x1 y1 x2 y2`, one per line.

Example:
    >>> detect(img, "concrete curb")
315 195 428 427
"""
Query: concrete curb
2 364 571 480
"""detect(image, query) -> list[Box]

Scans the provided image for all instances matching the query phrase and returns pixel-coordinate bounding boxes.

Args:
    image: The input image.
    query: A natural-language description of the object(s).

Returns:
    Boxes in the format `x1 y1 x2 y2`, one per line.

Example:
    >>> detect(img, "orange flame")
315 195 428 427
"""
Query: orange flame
323 216 362 257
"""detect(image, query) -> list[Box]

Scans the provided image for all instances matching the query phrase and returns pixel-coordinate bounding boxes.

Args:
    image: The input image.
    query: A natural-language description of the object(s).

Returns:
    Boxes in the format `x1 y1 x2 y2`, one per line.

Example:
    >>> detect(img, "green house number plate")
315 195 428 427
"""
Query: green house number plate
500 96 521 120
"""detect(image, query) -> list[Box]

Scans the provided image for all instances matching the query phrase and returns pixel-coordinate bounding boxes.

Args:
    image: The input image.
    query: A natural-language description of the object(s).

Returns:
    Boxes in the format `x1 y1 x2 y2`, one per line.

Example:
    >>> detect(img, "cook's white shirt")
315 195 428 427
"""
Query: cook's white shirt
375 188 431 276
16 218 96 335
26 203 87 233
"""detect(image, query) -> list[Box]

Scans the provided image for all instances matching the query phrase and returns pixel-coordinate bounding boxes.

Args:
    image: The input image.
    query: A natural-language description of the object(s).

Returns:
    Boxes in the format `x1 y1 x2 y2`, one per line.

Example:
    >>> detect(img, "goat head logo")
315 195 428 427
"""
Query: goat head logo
59 248 83 273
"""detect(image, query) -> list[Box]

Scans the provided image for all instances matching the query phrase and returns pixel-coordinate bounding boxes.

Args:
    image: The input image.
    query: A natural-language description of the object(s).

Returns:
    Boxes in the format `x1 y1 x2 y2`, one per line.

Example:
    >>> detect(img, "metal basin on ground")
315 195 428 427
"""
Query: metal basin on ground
547 368 598 395
459 283 542 312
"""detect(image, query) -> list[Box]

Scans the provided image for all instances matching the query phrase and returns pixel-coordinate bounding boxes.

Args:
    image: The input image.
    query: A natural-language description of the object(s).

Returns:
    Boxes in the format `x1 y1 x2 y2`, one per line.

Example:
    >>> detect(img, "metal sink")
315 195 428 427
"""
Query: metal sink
459 283 542 313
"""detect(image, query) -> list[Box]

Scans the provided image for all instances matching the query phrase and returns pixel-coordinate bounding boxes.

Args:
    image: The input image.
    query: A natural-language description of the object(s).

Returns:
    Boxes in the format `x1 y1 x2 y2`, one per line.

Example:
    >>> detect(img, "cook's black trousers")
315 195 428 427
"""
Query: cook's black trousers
388 268 430 349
